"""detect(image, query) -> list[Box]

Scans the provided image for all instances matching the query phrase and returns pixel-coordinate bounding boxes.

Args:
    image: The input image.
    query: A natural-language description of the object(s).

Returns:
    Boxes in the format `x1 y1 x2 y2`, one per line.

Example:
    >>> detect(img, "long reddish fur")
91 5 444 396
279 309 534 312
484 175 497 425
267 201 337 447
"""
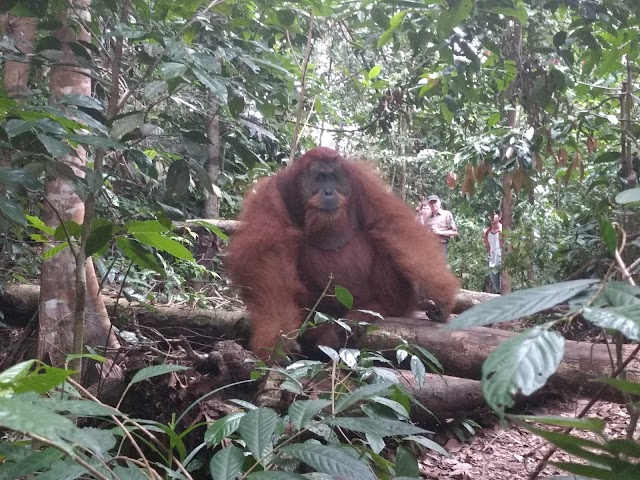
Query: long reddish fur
225 147 460 360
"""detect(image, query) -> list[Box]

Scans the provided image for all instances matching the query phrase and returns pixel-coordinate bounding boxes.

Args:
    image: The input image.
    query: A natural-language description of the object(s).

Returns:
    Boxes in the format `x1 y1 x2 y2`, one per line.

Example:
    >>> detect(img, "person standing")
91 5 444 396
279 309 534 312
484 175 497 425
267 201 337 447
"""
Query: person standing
417 195 458 258
483 213 503 294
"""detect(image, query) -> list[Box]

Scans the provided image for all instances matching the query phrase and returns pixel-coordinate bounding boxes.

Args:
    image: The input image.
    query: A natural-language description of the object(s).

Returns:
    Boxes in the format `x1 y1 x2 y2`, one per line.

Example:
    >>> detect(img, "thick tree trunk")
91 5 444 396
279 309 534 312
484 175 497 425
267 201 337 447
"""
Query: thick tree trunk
2 15 37 97
39 0 120 371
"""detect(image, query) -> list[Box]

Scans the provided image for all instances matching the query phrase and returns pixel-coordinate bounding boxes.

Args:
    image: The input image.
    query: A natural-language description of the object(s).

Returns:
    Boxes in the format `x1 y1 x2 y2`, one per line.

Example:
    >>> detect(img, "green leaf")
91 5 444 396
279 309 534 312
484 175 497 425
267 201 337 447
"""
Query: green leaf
488 5 528 25
126 219 169 233
604 282 640 307
325 417 427 436
482 326 564 417
440 102 453 123
10 365 72 394
144 80 168 101
111 112 145 140
404 435 449 456
410 356 426 389
132 232 194 261
193 69 228 104
37 133 70 157
582 305 640 341
247 472 308 480
65 133 125 149
0 168 40 190
282 443 376 480
437 0 474 40
0 197 27 226
86 219 116 257
210 446 245 480
204 412 245 446
368 65 381 79
446 280 597 329
592 377 640 396
276 9 296 27
377 12 406 48
288 399 331 430
395 444 419 478
594 151 620 163
237 407 277 460
27 215 55 235
159 62 188 80
130 364 190 384
166 159 191 200
0 394 77 453
511 415 605 433
0 447 63 479
0 360 36 386
616 187 640 205
188 220 229 241
40 398 120 417
334 285 354 310
116 237 165 274
334 381 395 412
599 217 617 255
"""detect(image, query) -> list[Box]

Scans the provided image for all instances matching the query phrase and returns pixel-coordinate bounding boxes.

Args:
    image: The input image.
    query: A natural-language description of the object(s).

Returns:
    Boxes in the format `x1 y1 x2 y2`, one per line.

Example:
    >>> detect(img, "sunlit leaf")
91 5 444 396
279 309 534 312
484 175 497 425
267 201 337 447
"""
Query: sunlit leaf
446 280 597 329
282 443 376 480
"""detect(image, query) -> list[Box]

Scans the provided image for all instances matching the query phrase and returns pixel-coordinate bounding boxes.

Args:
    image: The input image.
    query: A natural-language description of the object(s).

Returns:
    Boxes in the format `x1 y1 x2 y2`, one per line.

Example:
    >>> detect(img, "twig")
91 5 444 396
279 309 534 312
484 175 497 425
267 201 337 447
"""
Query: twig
289 12 315 162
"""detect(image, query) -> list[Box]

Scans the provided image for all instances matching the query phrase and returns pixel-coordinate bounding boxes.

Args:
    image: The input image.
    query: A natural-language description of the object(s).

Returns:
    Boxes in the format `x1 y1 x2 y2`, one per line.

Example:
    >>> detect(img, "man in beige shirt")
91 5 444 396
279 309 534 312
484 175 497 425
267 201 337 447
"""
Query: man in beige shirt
417 195 458 258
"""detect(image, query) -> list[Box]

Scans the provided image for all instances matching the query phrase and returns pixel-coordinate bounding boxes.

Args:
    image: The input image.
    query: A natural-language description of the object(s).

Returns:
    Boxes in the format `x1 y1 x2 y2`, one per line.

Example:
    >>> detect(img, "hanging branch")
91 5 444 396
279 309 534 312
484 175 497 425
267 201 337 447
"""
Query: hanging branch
289 12 315 163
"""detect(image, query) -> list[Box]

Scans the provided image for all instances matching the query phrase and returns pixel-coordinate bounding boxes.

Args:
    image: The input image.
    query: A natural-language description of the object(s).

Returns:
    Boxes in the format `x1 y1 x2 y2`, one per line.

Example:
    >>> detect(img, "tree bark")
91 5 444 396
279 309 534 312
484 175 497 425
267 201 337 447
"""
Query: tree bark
39 0 120 372
204 91 222 218
2 15 37 97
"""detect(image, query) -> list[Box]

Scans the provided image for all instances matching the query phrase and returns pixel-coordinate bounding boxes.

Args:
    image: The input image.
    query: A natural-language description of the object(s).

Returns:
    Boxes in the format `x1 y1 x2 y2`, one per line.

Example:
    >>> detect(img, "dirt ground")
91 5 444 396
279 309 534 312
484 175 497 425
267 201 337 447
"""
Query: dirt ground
421 397 636 479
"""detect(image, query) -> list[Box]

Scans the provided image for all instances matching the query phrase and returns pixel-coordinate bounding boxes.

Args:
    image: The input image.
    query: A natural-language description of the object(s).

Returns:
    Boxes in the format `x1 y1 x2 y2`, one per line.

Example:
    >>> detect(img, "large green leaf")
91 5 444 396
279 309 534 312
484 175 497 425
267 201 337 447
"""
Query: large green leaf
325 417 427 436
377 11 406 48
165 159 191 200
0 168 40 190
582 305 640 341
437 0 474 40
247 472 308 480
0 197 27 226
616 187 640 205
237 407 277 461
132 232 194 261
446 280 598 329
282 443 376 480
288 399 331 430
395 444 419 478
160 62 188 79
116 237 165 274
210 446 245 480
0 394 78 453
204 412 245 446
334 381 395 412
130 364 190 384
37 133 70 157
482 326 564 417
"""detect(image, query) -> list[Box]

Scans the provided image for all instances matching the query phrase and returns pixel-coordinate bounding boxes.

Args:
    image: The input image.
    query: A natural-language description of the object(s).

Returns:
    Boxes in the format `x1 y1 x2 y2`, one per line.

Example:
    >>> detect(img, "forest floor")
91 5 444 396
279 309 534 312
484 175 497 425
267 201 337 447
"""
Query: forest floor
422 396 635 479
1 315 637 480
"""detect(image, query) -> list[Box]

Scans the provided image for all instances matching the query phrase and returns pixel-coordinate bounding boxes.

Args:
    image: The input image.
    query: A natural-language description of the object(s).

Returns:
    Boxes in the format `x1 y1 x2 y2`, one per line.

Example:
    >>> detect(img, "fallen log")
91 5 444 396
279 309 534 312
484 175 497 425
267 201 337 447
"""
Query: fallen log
0 283 492 327
2 284 635 401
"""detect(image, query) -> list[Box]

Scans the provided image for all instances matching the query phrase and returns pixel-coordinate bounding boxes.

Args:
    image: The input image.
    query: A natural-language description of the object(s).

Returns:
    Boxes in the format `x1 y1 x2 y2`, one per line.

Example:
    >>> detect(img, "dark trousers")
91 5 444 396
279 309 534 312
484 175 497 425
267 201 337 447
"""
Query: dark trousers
488 270 501 294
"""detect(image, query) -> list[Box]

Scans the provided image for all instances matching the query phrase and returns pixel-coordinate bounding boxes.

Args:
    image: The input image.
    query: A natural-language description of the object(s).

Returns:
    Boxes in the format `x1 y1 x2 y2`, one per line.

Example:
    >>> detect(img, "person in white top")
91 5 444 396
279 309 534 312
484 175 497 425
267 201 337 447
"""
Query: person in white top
483 213 502 293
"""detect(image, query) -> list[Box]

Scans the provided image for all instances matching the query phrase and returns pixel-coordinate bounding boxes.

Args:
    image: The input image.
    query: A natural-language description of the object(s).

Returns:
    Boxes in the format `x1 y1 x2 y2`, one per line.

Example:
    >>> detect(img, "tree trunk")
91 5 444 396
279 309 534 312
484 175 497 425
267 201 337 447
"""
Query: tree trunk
204 92 222 218
500 20 522 294
39 0 120 374
2 15 37 97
